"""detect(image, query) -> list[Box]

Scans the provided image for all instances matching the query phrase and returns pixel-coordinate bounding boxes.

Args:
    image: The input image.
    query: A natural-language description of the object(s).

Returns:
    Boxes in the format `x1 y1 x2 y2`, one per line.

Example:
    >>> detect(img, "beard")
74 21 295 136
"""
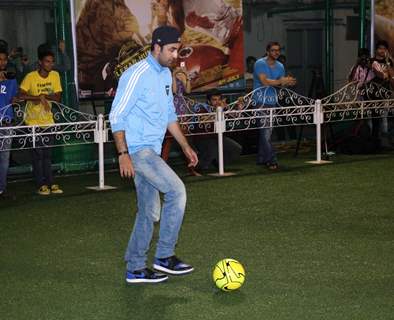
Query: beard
159 57 173 67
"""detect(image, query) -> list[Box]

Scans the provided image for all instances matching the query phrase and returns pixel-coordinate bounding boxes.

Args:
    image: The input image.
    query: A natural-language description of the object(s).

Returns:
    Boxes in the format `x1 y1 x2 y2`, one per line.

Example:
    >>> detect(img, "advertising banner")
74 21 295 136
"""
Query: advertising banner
375 0 394 57
74 0 244 97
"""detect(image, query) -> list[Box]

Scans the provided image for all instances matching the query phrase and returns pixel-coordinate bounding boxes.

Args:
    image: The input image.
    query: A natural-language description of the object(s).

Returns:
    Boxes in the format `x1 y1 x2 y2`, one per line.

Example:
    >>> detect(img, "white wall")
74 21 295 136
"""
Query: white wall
0 8 52 61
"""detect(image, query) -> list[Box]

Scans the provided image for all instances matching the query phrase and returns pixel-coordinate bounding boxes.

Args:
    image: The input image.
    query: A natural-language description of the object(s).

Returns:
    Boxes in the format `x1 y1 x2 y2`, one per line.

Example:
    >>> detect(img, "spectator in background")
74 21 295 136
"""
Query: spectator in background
371 40 394 147
172 65 191 116
8 47 30 83
192 89 242 172
253 41 296 170
348 48 375 87
344 48 376 153
0 47 18 196
21 40 71 79
0 40 19 82
8 47 23 70
371 40 393 89
18 49 63 196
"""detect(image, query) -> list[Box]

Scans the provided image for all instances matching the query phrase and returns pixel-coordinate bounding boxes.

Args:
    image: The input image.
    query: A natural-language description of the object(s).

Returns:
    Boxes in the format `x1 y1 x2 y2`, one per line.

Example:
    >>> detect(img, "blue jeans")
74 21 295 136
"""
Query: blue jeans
257 127 277 164
0 128 12 192
257 107 277 164
125 148 187 272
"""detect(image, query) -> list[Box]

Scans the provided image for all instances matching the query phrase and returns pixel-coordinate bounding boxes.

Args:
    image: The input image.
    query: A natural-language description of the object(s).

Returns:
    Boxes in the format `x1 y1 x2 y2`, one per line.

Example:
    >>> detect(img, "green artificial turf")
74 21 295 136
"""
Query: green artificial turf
0 153 393 320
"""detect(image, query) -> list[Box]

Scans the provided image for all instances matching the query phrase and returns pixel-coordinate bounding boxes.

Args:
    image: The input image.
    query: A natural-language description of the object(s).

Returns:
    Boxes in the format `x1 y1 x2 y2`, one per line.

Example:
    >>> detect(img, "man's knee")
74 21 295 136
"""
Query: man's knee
145 205 161 222
168 177 186 203
174 178 186 198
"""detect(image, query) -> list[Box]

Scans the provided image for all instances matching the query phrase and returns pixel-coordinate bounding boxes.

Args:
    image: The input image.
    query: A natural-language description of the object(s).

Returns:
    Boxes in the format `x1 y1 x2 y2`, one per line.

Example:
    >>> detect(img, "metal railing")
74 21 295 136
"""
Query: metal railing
1 82 393 189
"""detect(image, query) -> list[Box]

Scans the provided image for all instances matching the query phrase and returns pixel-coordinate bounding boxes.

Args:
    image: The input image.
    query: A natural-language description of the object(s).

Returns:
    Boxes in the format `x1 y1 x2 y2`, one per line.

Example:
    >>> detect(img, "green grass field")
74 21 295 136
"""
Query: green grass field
1 153 393 320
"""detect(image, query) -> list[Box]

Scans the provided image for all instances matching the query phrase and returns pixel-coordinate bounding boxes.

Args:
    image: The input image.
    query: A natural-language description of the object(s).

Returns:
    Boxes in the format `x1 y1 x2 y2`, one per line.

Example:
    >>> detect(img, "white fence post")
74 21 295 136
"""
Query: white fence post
98 114 105 189
217 106 225 175
307 99 332 165
316 99 322 162
32 126 36 148
87 114 116 191
210 106 235 177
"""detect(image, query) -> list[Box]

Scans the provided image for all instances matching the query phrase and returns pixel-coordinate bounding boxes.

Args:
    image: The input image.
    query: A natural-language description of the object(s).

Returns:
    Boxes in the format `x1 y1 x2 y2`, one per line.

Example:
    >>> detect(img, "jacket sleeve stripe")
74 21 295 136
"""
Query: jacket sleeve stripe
110 61 149 124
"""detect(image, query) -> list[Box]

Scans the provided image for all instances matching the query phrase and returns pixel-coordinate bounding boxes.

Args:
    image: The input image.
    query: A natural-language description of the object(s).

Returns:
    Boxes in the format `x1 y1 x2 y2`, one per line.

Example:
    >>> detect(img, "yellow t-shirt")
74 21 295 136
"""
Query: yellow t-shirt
20 70 62 126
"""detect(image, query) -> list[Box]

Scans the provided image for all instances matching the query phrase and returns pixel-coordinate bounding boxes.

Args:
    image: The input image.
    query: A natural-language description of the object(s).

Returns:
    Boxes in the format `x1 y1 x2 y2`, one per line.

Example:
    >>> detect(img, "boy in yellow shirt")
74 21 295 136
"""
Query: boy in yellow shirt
19 50 63 195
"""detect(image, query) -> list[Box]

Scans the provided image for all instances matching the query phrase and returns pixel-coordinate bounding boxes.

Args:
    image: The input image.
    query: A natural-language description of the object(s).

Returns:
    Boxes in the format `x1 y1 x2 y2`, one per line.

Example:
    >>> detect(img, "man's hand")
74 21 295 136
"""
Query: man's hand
39 95 51 112
118 154 135 178
280 76 297 87
182 145 198 167
236 97 245 110
167 122 198 166
12 96 22 104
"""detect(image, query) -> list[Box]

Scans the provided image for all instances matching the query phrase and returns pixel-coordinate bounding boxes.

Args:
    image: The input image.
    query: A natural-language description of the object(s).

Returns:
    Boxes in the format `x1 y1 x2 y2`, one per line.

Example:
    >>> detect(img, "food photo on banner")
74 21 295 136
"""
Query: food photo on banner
74 0 245 98
375 0 394 57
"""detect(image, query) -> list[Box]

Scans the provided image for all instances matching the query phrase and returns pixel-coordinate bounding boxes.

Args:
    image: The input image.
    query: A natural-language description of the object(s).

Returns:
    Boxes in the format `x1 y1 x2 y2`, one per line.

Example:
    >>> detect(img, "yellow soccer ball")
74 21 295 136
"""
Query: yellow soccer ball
212 258 245 291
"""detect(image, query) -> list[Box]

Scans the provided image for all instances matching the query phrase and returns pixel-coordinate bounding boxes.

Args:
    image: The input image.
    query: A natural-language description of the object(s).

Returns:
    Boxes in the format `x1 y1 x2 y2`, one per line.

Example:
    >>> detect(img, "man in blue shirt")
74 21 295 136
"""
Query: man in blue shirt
253 41 296 169
0 47 18 196
110 26 198 284
191 90 242 171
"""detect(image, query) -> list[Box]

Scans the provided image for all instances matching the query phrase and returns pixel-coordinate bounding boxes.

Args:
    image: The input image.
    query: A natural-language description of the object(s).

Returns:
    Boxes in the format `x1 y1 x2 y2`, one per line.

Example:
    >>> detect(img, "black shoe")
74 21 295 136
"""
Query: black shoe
153 256 194 275
125 268 168 284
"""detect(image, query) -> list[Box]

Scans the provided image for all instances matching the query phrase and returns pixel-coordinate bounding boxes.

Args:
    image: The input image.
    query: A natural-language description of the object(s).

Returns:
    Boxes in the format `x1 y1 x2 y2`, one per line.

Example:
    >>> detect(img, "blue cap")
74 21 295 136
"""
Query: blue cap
151 26 181 46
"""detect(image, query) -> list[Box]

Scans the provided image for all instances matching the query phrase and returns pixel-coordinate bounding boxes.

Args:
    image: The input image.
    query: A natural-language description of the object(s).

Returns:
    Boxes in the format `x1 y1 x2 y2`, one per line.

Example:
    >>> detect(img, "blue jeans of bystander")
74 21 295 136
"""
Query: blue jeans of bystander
256 106 277 165
0 127 12 192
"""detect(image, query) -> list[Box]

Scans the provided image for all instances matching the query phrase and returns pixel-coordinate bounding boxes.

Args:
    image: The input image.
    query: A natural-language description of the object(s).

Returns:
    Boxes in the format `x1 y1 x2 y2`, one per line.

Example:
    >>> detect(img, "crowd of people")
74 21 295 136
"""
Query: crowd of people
347 40 394 151
0 39 71 197
162 39 394 174
163 41 297 173
1 34 393 198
